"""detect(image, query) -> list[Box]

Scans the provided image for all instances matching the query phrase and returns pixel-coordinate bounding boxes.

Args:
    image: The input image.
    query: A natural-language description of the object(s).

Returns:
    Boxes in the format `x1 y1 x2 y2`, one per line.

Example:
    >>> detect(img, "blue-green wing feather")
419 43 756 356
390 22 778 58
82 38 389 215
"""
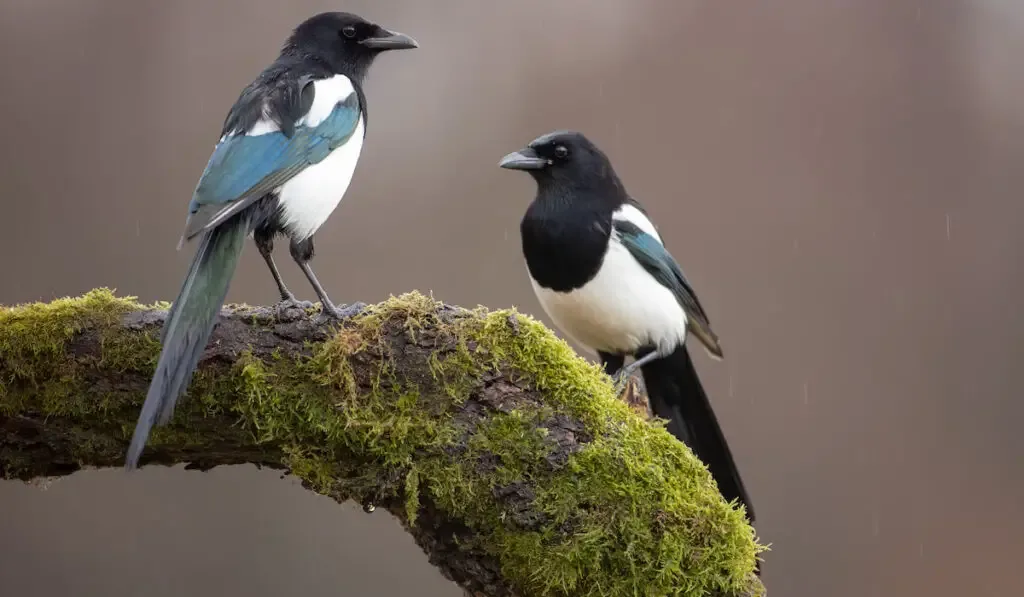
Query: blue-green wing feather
181 92 360 240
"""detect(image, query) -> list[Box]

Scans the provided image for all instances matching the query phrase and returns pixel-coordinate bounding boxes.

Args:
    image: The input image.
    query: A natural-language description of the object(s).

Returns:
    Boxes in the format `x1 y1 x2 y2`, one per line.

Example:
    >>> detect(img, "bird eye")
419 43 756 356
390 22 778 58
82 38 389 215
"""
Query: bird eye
341 26 357 39
554 145 569 159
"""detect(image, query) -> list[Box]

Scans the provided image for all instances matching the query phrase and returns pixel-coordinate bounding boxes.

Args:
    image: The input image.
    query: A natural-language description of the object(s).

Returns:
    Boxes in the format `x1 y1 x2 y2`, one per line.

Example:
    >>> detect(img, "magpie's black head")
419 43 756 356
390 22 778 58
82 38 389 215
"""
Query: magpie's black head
284 12 418 79
498 130 623 194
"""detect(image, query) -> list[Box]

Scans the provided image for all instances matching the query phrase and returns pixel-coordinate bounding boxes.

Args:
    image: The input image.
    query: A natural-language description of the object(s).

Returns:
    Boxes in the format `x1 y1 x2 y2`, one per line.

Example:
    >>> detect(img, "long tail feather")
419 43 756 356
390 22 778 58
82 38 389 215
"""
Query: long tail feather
125 215 250 470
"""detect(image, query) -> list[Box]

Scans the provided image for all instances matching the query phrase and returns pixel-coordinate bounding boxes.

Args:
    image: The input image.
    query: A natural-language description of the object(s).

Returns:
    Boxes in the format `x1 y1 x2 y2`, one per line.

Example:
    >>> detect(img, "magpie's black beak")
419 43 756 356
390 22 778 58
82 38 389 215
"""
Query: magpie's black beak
499 147 548 170
361 28 419 50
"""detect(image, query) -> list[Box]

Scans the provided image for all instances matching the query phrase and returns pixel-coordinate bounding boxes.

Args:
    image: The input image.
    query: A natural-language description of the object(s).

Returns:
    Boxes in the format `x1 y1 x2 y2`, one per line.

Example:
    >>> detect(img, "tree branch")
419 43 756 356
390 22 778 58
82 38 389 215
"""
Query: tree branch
0 289 764 597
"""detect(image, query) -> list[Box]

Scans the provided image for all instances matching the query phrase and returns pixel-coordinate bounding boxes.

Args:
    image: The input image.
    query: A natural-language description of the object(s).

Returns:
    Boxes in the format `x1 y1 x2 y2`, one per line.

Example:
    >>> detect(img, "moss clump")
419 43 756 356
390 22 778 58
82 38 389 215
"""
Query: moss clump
0 290 764 597
0 289 156 416
0 289 258 460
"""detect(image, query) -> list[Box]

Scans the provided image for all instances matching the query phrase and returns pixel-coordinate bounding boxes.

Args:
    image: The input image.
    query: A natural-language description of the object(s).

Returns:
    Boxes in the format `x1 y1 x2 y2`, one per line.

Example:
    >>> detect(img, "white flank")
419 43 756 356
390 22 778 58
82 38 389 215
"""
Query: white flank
270 74 363 240
277 116 364 240
531 234 688 357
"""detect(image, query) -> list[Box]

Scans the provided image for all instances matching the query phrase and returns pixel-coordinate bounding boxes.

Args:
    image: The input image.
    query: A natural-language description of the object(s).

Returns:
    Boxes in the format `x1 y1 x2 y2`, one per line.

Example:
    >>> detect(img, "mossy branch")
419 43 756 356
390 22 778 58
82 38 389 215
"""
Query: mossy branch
0 289 765 597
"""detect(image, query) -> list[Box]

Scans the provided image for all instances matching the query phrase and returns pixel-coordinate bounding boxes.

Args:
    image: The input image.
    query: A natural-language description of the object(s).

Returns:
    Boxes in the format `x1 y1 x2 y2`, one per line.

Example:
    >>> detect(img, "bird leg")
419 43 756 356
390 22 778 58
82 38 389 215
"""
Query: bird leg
289 236 365 321
254 228 313 318
610 350 663 396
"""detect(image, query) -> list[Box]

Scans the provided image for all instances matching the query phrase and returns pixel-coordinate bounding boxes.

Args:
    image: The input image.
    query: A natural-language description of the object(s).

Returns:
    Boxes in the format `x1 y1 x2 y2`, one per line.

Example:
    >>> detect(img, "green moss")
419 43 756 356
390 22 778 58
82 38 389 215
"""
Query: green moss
0 289 257 455
0 289 155 415
0 289 764 597
428 305 762 596
404 467 421 526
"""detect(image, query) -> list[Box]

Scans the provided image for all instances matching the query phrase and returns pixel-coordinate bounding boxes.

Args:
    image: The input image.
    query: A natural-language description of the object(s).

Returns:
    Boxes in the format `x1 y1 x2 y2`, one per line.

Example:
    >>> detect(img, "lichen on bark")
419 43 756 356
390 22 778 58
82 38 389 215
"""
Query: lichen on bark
0 289 765 597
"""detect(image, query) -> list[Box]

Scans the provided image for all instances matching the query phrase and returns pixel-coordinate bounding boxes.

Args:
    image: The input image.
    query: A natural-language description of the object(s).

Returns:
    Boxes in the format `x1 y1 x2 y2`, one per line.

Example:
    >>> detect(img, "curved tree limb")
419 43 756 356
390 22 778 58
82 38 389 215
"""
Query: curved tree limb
0 289 765 597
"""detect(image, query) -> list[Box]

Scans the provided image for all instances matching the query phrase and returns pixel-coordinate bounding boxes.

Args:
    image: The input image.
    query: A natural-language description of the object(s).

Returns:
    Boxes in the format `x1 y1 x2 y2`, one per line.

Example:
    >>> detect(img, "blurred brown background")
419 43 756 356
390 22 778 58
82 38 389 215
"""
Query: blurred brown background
2 0 1022 595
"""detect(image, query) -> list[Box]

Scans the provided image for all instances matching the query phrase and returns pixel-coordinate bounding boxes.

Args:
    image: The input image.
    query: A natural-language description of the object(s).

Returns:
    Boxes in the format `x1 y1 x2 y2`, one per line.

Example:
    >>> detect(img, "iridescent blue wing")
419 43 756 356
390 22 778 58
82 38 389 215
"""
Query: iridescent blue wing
181 81 360 242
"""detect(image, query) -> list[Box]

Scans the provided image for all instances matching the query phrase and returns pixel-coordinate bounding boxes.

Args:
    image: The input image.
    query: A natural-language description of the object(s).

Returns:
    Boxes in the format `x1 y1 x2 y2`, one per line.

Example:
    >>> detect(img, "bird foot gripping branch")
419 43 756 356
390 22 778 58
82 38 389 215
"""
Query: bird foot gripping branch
614 373 653 420
610 368 640 400
272 298 315 321
318 300 368 322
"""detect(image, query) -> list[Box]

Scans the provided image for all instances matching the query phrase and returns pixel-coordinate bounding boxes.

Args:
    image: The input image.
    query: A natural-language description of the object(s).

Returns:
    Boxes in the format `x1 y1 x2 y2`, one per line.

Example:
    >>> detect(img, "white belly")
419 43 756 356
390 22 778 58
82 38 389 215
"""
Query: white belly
277 116 365 240
531 239 688 356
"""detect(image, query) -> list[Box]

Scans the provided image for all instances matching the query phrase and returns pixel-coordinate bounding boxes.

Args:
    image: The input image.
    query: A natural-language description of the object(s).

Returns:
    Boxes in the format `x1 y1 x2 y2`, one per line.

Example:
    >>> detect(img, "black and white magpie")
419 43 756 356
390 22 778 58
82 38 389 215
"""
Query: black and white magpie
125 12 418 470
498 130 755 523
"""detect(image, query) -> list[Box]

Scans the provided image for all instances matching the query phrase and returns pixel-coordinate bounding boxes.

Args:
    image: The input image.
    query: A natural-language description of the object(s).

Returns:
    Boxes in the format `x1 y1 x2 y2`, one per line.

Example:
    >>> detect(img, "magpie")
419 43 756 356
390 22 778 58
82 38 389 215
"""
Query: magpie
125 12 418 470
498 130 755 523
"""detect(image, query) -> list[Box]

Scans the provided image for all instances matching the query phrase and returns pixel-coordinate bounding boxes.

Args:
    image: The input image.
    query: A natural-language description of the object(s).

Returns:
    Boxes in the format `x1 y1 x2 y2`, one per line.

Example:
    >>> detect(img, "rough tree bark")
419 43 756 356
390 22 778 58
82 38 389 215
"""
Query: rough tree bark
0 289 765 597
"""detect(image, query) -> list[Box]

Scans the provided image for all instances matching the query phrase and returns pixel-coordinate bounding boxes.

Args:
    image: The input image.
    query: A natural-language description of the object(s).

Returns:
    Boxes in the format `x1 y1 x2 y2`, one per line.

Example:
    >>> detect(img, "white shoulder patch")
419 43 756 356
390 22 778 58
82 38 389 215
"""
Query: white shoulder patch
612 203 662 244
239 74 356 137
300 74 357 128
